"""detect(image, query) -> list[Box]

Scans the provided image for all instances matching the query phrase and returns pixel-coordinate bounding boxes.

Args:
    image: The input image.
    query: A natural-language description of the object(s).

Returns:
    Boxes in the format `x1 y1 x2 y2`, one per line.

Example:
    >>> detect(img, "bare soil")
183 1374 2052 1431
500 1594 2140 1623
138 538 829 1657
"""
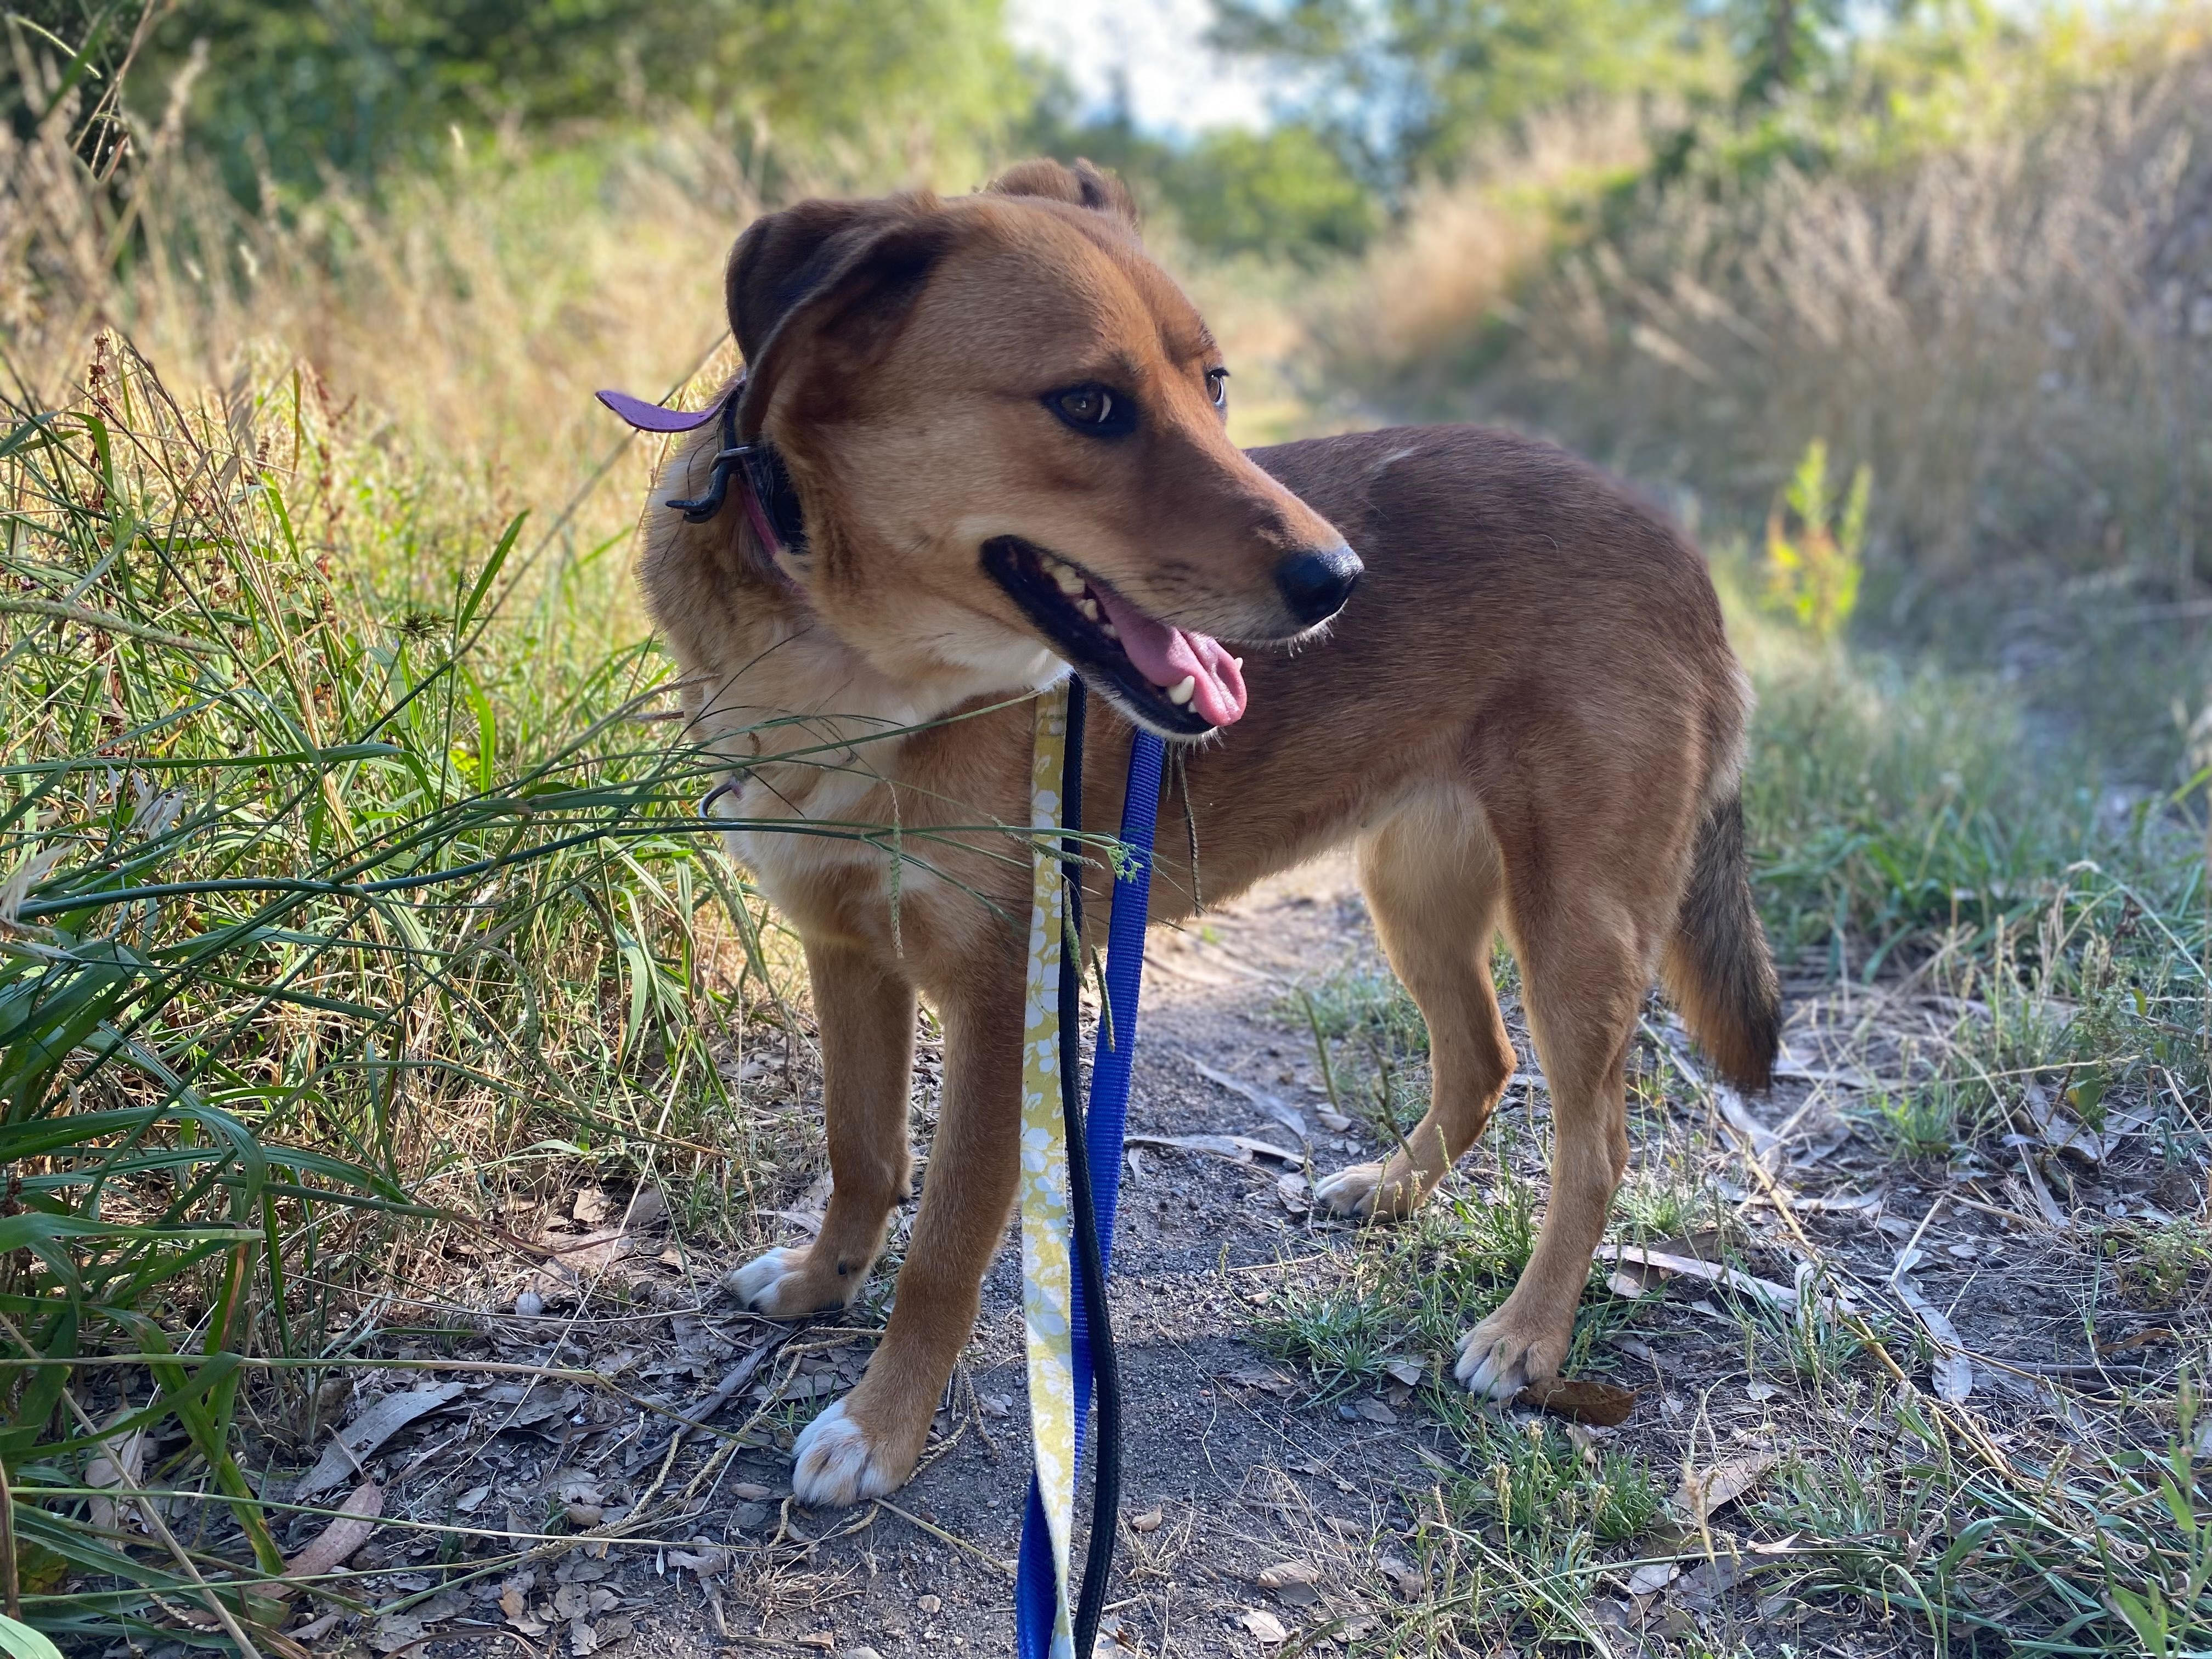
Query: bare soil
238 854 2207 1659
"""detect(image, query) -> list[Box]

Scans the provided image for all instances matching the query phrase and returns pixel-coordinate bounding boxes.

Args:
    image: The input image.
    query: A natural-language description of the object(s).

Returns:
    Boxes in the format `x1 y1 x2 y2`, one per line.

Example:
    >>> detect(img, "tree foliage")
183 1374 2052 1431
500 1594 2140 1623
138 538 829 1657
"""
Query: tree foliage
1209 0 1736 195
130 0 1023 199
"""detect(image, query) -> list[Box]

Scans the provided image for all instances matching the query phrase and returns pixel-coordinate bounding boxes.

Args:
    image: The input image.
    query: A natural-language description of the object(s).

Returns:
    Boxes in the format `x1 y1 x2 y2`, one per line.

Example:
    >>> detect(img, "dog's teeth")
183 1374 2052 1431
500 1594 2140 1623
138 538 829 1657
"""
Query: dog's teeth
1051 564 1085 596
1079 598 1099 621
1233 657 1244 670
1166 675 1196 706
1101 624 1118 640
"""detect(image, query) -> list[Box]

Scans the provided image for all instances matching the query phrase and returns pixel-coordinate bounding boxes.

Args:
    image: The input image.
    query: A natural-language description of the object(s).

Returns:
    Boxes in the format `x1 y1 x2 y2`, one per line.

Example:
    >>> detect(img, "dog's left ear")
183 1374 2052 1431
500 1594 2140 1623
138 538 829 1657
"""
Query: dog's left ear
726 194 954 440
984 157 1140 230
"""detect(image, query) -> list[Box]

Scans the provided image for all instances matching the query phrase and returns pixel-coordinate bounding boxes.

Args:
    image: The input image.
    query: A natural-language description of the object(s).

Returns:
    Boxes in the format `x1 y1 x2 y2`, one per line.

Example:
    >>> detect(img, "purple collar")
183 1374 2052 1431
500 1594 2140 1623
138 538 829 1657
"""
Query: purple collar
597 380 804 581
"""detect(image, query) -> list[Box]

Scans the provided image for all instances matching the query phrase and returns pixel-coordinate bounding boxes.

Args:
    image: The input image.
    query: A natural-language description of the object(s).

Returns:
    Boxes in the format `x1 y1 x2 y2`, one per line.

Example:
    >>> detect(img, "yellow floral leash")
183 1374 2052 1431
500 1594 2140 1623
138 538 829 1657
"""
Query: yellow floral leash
1016 679 1081 1656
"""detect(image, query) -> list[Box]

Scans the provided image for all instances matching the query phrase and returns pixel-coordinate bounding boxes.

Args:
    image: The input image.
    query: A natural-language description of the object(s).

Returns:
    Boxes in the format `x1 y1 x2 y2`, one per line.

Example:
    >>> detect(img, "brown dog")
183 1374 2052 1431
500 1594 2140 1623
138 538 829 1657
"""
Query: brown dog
639 159 1779 1507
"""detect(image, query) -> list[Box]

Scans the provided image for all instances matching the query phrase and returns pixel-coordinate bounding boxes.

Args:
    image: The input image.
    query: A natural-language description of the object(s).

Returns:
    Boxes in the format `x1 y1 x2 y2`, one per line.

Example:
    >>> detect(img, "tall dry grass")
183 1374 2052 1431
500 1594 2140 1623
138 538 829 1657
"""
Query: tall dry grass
4 91 766 572
1301 103 1655 412
1327 52 2212 594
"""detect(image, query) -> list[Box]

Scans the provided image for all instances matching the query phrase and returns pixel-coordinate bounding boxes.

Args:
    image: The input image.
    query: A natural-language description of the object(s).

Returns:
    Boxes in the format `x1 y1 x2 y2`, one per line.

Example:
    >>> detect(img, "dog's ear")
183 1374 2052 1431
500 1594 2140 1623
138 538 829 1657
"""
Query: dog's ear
726 194 952 439
984 157 1139 230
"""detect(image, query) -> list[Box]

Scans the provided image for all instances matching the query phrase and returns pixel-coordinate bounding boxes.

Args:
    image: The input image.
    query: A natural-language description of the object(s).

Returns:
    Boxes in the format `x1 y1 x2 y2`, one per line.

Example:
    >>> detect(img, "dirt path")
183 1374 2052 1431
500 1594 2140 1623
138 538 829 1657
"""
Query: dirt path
300 853 2204 1659
701 852 1457 1656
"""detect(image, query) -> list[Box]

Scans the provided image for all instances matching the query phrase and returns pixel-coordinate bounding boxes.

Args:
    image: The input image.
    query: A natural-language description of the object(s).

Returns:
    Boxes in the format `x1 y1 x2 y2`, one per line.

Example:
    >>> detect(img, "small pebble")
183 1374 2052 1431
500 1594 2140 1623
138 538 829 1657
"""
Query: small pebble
917 1593 942 1614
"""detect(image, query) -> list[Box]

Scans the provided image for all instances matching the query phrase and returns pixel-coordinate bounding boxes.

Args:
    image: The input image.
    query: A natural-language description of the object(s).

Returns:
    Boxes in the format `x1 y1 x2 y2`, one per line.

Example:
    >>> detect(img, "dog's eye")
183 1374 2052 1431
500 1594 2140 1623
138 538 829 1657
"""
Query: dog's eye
1046 383 1133 437
1206 368 1229 411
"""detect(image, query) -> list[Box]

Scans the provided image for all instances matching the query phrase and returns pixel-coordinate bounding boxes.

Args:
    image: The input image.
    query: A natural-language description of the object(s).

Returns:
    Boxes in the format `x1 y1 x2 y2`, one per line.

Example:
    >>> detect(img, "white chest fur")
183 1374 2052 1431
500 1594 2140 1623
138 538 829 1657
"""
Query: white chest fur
686 617 930 911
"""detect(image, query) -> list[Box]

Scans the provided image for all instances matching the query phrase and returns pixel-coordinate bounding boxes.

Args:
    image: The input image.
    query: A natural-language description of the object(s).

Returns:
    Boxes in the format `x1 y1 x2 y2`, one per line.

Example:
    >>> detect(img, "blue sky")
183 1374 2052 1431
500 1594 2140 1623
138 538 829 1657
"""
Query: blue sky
1006 0 1277 134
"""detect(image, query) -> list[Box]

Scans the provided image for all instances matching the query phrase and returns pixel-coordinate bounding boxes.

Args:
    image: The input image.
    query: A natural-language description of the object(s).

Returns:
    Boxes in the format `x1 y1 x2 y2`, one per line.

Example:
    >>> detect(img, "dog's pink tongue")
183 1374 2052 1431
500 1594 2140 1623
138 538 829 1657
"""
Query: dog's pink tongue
1091 589 1248 726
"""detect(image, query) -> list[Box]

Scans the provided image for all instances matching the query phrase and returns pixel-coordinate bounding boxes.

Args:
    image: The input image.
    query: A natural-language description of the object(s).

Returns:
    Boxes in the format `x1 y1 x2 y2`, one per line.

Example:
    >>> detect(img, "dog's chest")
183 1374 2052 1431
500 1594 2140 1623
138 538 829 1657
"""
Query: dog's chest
702 696 940 930
716 762 891 909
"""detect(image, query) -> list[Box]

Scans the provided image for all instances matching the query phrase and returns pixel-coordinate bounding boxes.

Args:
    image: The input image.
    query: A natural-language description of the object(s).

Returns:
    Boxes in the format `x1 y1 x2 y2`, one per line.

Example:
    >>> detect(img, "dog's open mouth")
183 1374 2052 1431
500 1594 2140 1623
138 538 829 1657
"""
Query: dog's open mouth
981 536 1248 736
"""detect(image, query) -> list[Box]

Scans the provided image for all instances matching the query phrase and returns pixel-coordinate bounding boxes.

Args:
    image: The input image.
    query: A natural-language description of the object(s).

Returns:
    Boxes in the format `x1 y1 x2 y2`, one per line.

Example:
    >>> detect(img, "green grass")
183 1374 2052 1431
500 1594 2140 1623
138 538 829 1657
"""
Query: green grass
2103 1220 2212 1313
1271 598 2212 1653
1744 1265 1870 1385
1252 1156 1644 1407
1282 962 1431 1061
1867 1077 1963 1160
7 93 2211 1659
1752 1381 2212 1656
1445 1413 1662 1545
0 347 812 1646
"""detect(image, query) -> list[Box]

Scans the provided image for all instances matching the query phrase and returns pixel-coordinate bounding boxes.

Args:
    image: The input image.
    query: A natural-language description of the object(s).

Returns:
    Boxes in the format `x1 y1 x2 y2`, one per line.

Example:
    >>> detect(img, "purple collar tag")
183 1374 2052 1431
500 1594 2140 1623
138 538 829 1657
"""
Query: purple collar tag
596 382 800 590
595 388 726 433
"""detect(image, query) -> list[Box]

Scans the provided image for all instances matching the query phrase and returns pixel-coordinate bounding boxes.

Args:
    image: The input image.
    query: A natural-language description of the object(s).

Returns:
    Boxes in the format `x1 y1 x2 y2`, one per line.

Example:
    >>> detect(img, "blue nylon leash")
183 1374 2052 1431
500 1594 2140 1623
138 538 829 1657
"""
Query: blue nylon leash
1014 718 1167 1657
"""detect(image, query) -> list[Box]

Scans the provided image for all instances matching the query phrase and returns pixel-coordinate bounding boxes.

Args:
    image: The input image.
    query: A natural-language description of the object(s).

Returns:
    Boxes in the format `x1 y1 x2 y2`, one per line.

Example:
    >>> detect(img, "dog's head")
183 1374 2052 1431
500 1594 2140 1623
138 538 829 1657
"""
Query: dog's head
710 158 1359 738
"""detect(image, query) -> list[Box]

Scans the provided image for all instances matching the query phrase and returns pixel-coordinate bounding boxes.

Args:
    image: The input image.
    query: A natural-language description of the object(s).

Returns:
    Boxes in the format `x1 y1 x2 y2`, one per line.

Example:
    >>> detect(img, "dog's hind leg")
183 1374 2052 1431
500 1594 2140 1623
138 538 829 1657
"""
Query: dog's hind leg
727 941 916 1317
1314 795 1514 1220
788 966 1023 1506
1454 833 1666 1400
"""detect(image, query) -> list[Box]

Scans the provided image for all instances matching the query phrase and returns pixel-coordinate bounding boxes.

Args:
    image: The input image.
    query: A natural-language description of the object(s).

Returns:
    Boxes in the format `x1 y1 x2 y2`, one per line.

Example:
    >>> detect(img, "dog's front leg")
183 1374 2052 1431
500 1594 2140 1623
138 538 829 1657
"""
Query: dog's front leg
790 966 1022 1506
729 940 916 1316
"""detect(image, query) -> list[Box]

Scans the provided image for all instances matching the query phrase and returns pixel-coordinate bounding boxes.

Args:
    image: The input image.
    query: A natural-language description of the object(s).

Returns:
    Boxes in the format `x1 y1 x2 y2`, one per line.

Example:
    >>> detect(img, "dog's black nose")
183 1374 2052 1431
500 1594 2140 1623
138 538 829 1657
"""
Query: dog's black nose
1274 545 1362 627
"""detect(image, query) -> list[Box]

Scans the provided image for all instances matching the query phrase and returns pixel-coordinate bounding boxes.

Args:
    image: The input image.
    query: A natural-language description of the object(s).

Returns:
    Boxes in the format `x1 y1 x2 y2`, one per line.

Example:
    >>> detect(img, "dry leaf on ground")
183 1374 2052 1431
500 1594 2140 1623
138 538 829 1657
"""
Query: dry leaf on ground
1376 1554 1424 1600
1513 1377 1638 1426
1189 1055 1308 1138
1675 1450 1780 1522
86 1413 145 1534
297 1382 467 1498
2021 1081 2106 1163
1125 1131 1302 1164
370 1611 425 1654
1255 1561 1322 1604
1239 1607 1289 1643
1894 1277 1974 1402
1605 1230 1726 1296
279 1480 383 1593
1603 1244 1847 1313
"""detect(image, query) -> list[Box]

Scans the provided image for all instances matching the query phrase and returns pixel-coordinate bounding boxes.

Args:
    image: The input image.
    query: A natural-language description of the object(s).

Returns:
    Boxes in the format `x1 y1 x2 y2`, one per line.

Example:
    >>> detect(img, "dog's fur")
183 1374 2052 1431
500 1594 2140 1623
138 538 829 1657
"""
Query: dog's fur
639 159 1780 1507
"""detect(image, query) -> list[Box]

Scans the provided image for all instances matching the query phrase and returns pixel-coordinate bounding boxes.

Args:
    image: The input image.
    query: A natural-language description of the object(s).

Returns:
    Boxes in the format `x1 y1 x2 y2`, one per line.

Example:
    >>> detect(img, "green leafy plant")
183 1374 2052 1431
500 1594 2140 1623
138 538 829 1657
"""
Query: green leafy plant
1870 1078 1960 1160
1764 437 1870 642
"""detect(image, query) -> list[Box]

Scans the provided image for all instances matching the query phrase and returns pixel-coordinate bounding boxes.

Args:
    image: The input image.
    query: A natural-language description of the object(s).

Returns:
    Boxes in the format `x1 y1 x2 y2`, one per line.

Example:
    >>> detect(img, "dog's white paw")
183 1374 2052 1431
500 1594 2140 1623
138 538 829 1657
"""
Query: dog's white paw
725 1246 814 1315
790 1399 901 1508
1454 1307 1561 1401
1312 1162 1384 1218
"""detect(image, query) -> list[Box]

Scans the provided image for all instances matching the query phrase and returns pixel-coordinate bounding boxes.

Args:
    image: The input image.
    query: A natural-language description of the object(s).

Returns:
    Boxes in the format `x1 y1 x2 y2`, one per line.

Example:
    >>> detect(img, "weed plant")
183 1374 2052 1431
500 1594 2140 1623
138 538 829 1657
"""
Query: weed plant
0 342 843 1644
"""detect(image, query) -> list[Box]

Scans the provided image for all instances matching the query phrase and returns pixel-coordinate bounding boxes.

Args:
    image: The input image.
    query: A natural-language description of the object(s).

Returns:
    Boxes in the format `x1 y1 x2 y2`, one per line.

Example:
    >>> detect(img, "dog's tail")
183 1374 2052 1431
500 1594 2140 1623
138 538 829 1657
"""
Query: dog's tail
1661 791 1781 1092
